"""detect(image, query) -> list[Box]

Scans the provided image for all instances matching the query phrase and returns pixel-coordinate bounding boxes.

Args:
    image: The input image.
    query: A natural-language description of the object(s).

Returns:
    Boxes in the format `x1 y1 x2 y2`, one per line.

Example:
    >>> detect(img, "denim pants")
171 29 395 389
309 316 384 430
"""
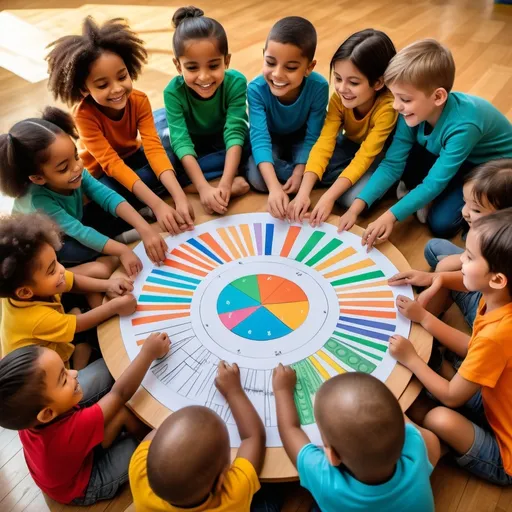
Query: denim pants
77 358 114 408
402 143 474 238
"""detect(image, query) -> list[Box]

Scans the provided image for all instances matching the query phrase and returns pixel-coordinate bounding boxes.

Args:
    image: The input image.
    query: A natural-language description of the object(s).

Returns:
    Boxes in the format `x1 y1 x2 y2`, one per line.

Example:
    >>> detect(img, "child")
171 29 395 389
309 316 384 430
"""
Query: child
272 367 440 511
0 331 169 504
390 159 512 328
338 39 512 248
288 29 398 224
0 108 166 272
246 16 329 220
129 361 278 511
389 209 512 485
46 17 194 234
0 212 136 371
160 6 250 215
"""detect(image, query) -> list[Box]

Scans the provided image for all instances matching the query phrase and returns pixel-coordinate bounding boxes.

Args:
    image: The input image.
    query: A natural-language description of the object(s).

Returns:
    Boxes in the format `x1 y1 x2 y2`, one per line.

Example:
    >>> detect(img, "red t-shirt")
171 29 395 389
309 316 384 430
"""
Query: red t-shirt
19 404 104 503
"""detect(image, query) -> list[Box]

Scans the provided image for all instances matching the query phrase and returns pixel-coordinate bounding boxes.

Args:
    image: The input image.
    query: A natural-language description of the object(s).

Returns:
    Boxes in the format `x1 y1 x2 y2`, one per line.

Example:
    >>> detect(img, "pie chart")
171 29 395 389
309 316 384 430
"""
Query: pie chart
216 274 310 341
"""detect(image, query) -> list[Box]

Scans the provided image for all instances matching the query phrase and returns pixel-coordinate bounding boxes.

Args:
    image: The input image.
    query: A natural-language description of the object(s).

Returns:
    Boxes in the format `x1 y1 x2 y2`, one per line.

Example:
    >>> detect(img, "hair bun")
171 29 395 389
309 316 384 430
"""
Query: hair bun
172 6 204 28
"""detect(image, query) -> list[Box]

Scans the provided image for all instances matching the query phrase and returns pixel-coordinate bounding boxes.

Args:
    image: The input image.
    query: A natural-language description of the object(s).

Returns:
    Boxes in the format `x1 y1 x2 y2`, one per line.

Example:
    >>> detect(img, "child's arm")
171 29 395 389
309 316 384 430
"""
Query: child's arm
404 416 441 467
396 295 470 357
272 364 310 466
71 273 133 297
98 332 170 424
215 362 266 474
435 254 463 272
390 335 480 408
159 171 195 229
75 294 137 332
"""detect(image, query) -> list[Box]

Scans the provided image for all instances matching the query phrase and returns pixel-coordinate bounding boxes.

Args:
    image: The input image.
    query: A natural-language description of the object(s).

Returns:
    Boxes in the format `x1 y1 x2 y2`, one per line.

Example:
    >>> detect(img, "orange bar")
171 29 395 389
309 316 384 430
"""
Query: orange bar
132 311 190 326
324 258 374 279
164 259 207 277
315 247 356 271
340 308 396 319
170 248 214 271
240 224 255 256
339 300 395 308
218 227 241 259
332 279 389 292
183 244 218 267
228 226 248 258
337 290 394 299
199 233 232 262
142 285 193 296
280 226 301 257
136 304 190 311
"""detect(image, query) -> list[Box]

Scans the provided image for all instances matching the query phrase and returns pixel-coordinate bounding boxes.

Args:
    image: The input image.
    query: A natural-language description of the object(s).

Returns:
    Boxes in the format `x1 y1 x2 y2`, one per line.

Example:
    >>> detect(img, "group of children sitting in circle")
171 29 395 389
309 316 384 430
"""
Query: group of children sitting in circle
0 5 511 511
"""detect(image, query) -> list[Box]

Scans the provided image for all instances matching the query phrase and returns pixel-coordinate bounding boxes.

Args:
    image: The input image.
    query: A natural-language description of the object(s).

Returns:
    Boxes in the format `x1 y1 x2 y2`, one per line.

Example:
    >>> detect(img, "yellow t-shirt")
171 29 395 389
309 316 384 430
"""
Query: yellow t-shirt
129 441 261 511
306 91 398 183
0 270 76 363
459 299 512 475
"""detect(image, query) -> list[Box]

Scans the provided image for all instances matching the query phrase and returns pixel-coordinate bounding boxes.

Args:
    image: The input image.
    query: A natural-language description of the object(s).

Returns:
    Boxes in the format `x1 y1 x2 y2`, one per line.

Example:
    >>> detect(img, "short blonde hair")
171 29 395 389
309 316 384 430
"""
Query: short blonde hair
384 39 455 94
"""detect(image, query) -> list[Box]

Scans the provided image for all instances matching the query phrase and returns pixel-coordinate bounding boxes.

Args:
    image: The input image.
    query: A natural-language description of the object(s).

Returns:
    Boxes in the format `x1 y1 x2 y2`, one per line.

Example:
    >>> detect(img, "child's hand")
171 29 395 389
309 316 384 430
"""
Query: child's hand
309 195 335 228
282 165 304 195
388 270 434 288
199 184 228 215
174 198 195 232
141 230 168 265
111 293 137 316
106 277 134 299
396 295 429 324
119 248 143 278
268 188 290 220
272 364 297 393
287 193 311 223
337 208 358 233
153 202 188 236
141 332 170 360
217 179 232 207
215 361 242 399
417 275 445 307
389 335 419 367
362 211 397 251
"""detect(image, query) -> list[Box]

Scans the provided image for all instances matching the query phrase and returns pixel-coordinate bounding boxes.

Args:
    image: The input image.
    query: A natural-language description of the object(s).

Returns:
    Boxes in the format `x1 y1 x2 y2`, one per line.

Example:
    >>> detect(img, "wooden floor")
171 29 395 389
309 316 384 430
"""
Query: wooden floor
0 0 512 509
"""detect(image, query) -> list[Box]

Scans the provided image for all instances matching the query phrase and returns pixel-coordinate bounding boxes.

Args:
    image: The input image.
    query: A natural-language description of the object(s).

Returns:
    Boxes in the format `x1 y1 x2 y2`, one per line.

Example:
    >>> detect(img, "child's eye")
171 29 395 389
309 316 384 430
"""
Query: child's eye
119 74 128 81
97 84 108 90
185 66 198 71
209 64 220 70
286 67 299 72
265 60 275 67
349 81 360 86
400 97 410 103
58 166 68 174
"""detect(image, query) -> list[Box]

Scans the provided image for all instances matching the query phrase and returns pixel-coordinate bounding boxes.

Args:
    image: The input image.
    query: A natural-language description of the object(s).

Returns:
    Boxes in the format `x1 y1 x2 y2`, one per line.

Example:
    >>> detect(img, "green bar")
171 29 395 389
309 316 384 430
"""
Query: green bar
305 238 343 267
330 270 385 287
324 338 377 373
333 330 388 353
295 231 326 262
339 342 383 362
292 359 323 425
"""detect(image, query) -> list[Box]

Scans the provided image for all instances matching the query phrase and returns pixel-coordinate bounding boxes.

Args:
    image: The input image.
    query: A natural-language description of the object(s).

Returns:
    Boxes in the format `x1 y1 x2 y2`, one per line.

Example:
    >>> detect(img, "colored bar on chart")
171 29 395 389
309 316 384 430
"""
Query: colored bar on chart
337 290 393 299
186 238 223 264
138 294 192 304
163 259 208 277
146 276 196 290
240 224 256 256
183 244 220 267
305 238 343 267
132 311 190 326
338 315 396 332
338 300 395 308
142 285 193 296
316 349 346 374
330 270 385 287
254 223 263 255
323 338 377 372
265 223 274 255
333 330 388 353
151 269 200 284
295 231 326 262
314 246 356 271
308 355 330 380
228 226 248 257
199 233 232 262
339 307 395 319
332 279 389 292
337 322 391 342
217 228 241 260
136 304 190 311
280 225 301 257
170 249 215 271
324 258 374 279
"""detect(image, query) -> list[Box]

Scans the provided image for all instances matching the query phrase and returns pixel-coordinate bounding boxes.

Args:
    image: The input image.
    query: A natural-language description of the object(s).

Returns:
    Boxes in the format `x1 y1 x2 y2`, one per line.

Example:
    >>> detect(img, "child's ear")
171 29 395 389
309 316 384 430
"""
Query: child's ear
490 272 508 291
80 87 90 99
224 54 231 69
15 286 34 300
213 466 229 494
28 174 46 186
433 87 448 107
173 58 182 75
305 59 317 77
36 406 58 425
373 76 385 92
324 445 342 467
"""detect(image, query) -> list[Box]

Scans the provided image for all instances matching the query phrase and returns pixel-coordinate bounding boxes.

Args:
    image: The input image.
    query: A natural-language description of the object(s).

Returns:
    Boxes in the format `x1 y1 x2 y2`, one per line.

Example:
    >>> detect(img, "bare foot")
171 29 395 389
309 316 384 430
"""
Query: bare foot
231 176 250 197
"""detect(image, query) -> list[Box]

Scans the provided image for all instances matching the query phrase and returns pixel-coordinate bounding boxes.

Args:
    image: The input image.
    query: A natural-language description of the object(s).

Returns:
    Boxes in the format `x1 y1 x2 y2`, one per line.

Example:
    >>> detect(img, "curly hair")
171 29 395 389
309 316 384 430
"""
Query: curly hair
46 16 148 105
0 107 78 198
0 213 62 297
0 346 47 430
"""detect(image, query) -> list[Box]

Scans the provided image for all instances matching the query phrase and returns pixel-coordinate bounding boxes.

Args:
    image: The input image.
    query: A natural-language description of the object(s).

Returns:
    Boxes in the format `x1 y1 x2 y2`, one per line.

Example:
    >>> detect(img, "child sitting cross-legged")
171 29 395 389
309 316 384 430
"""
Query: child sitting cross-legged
129 361 282 511
273 367 440 512
0 212 136 371
0 332 170 505
389 208 512 485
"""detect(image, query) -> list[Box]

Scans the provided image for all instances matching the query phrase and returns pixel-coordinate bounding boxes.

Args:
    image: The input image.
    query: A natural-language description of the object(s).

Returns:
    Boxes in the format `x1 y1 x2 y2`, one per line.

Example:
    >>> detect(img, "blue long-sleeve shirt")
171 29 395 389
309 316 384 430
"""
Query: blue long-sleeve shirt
248 72 328 166
358 92 512 221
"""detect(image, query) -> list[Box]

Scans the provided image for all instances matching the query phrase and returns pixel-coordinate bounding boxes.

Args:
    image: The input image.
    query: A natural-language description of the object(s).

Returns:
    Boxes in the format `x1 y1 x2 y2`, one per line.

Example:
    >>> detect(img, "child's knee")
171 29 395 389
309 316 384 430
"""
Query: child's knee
424 406 456 434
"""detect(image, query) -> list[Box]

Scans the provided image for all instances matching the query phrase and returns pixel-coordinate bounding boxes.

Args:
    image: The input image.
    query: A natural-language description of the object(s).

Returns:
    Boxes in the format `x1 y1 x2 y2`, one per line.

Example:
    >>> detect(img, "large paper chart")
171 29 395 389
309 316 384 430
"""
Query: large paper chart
120 213 413 447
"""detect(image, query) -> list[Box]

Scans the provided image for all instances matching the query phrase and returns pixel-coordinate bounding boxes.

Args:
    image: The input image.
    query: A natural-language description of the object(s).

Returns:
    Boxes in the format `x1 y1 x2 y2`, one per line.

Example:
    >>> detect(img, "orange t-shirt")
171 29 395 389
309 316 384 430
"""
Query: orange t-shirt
458 299 512 474
73 89 174 191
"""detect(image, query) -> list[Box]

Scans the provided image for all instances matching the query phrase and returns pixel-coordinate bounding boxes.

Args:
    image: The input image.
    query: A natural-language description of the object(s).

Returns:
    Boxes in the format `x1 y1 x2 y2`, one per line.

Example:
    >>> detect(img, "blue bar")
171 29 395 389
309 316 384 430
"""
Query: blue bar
146 276 196 290
151 269 200 284
265 224 274 255
336 322 390 342
186 238 223 264
338 316 395 332
139 295 192 303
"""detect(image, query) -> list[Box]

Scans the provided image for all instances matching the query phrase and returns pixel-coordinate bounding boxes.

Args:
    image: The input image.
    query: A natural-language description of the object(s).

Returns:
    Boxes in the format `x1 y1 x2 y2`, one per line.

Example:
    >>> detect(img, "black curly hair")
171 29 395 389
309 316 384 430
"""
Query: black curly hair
0 213 62 297
0 107 78 198
0 346 47 430
46 16 147 105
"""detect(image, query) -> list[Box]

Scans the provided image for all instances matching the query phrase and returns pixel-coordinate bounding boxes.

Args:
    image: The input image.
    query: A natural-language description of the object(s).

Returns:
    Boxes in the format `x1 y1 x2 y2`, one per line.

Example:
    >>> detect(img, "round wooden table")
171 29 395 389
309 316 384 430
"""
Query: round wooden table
98 212 432 481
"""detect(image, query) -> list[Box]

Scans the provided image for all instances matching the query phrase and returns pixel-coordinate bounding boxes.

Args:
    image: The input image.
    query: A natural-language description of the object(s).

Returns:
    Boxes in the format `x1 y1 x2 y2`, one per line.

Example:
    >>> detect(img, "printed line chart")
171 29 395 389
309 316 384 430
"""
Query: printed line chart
120 213 413 446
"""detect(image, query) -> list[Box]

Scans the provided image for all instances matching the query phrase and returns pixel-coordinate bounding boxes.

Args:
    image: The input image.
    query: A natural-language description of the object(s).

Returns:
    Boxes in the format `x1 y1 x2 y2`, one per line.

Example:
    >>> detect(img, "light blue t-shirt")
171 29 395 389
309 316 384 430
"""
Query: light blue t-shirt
297 424 434 512
358 92 512 221
247 72 328 166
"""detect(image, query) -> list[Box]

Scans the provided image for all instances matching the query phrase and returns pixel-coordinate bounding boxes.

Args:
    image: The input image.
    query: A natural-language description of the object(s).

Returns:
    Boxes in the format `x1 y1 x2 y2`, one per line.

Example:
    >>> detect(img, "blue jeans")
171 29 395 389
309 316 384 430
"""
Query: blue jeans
71 435 139 505
78 358 114 408
424 238 481 327
154 107 249 188
455 392 512 485
246 129 307 192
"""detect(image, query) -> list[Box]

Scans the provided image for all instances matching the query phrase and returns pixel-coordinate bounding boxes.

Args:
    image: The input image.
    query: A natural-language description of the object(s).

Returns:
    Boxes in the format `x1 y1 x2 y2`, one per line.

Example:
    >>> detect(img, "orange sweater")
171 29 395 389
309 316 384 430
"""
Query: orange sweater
74 89 174 191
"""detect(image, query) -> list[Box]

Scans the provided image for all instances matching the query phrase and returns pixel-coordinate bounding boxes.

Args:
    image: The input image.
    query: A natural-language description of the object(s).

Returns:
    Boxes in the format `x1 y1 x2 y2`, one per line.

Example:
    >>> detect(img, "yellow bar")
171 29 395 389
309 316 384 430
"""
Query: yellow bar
228 226 248 258
324 258 374 279
315 246 356 271
317 350 346 375
308 356 330 381
240 224 255 256
217 227 241 260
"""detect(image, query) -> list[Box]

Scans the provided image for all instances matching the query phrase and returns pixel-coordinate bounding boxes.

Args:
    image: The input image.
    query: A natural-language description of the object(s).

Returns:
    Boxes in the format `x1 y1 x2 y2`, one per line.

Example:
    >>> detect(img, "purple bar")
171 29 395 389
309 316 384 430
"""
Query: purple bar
255 223 263 255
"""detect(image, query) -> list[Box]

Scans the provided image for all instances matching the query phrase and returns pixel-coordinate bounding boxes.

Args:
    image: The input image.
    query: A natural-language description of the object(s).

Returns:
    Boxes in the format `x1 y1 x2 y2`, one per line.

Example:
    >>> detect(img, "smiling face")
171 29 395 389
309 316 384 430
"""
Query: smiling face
333 59 383 117
174 39 229 99
461 181 496 227
83 51 133 119
263 40 315 103
460 229 492 292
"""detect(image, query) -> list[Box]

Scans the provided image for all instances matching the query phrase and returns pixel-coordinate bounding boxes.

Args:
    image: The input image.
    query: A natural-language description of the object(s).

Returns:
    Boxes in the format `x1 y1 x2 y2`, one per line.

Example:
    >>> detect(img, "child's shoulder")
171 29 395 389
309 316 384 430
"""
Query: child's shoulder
225 68 247 84
164 75 187 95
306 71 328 87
